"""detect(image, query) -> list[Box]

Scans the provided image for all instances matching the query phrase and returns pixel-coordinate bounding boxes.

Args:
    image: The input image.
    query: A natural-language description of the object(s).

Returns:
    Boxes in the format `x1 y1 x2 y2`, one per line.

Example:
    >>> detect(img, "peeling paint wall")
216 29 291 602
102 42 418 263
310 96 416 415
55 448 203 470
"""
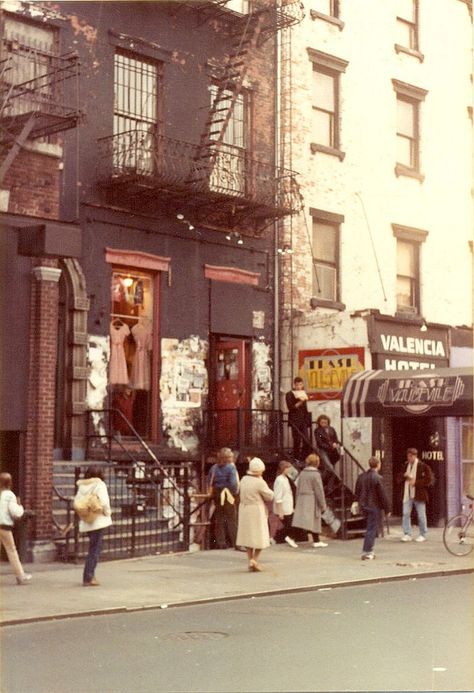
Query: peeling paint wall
86 335 110 436
252 340 272 410
160 336 208 452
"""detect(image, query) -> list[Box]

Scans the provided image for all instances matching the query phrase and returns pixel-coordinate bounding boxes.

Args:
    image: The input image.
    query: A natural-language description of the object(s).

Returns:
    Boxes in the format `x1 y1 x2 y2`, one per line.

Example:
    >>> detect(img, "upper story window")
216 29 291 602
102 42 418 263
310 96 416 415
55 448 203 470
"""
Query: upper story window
392 80 428 180
308 49 348 160
209 85 247 195
3 15 57 117
310 209 345 309
396 0 419 50
224 0 249 13
113 51 161 172
392 224 428 316
310 0 344 28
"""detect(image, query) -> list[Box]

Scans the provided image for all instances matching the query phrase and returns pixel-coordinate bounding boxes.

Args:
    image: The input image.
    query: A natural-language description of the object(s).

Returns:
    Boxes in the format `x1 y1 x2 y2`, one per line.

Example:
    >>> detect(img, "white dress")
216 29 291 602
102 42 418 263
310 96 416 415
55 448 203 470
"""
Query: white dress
109 322 130 385
130 322 152 390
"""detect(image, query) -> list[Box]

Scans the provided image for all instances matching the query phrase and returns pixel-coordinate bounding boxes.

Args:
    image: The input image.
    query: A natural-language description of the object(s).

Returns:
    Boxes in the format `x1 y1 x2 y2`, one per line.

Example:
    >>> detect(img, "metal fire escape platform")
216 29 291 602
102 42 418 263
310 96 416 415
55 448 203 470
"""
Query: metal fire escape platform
0 48 81 182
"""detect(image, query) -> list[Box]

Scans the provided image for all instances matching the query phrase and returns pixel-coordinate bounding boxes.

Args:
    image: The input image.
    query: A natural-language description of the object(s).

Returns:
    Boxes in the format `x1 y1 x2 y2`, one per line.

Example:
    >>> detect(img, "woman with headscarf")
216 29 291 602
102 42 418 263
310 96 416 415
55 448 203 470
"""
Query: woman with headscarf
236 457 274 572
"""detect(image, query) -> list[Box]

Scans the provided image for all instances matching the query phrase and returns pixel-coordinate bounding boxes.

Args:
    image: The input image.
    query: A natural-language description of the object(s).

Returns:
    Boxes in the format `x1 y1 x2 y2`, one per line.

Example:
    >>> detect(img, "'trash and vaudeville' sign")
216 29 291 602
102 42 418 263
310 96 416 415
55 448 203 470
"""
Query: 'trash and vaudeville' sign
298 347 365 400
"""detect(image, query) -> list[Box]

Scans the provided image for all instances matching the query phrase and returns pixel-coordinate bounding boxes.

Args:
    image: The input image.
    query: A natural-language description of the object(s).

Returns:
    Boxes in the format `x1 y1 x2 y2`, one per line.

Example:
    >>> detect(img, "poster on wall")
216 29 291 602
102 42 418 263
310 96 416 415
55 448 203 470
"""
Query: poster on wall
298 347 365 401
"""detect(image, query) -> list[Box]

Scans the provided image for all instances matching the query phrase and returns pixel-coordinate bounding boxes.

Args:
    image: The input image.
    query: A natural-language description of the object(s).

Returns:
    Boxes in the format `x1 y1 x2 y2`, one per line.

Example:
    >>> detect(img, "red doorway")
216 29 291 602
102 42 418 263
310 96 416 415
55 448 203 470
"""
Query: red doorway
210 335 251 448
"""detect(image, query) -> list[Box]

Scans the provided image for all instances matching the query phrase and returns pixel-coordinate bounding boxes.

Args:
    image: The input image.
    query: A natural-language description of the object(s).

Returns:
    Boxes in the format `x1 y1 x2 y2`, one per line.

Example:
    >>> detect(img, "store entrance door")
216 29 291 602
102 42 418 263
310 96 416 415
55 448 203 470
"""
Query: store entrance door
211 336 250 447
391 417 446 526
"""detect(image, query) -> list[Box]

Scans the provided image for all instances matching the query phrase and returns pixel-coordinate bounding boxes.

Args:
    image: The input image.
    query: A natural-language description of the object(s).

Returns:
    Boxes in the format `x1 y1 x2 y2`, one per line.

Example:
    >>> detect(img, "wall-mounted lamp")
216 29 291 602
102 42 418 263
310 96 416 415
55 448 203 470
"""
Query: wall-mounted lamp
176 213 185 220
277 244 293 255
225 231 243 245
420 319 428 332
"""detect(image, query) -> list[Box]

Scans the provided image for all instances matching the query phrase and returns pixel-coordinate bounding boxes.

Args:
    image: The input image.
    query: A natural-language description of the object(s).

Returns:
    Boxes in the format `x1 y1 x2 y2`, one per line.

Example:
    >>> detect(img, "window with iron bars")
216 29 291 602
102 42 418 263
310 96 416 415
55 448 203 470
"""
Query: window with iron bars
3 15 57 118
113 51 160 174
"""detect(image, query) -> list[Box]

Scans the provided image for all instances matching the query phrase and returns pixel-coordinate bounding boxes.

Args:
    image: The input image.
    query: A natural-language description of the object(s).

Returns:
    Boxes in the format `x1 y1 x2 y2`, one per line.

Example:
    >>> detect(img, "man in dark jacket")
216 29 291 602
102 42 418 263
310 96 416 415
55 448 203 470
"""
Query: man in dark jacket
314 414 341 493
355 457 391 560
398 447 433 543
285 377 311 462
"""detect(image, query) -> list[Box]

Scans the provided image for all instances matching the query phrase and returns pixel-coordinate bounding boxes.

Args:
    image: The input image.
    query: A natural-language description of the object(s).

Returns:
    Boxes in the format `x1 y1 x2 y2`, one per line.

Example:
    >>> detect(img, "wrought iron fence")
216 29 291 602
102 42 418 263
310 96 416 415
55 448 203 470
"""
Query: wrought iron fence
96 130 301 215
71 461 197 561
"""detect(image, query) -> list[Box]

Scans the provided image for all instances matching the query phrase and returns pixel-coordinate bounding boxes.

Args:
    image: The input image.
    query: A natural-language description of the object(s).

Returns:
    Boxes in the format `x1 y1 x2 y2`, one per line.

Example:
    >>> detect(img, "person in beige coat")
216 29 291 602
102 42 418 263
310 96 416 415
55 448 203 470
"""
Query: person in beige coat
236 457 274 572
292 453 329 548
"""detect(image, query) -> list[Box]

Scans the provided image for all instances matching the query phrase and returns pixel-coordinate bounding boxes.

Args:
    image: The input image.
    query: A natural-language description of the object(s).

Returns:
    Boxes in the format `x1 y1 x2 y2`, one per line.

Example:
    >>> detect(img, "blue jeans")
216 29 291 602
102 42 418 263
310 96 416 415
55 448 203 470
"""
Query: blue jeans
83 528 104 583
362 507 380 554
402 498 427 537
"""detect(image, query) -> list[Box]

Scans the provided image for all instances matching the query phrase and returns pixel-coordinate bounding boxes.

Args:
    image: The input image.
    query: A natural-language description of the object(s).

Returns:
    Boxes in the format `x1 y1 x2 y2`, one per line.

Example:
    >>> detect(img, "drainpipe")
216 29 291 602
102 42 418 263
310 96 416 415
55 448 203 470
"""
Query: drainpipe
273 22 281 413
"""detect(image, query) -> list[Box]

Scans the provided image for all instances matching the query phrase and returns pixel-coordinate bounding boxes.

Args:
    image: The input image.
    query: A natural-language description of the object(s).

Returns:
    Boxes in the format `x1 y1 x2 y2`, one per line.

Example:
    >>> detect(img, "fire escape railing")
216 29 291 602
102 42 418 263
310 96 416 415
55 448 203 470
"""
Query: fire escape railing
97 130 301 216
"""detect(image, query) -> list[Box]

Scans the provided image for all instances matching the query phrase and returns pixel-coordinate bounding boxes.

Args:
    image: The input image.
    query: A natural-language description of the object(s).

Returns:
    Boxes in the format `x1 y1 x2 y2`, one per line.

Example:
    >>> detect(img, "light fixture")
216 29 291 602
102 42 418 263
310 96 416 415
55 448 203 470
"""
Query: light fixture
225 233 232 241
123 276 134 288
176 213 184 220
277 244 293 255
420 319 428 332
237 237 243 245
188 224 194 231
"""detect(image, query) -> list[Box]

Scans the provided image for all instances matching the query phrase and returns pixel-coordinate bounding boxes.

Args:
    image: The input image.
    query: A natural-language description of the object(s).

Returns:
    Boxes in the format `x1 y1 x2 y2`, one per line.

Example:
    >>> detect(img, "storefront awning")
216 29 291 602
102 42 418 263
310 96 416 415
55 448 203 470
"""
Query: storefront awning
342 367 473 418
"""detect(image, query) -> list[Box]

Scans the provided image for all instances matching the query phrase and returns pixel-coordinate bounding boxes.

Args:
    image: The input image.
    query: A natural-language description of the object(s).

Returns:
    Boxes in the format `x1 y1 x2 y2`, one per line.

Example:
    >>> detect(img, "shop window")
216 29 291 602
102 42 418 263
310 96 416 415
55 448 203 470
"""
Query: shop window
461 417 474 497
110 270 154 438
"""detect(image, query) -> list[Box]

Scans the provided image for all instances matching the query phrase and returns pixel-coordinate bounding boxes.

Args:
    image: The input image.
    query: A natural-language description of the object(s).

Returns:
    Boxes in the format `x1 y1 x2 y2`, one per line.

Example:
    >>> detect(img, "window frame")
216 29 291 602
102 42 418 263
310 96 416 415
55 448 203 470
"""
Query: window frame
392 223 428 317
310 0 344 29
308 49 348 160
310 208 345 310
392 79 428 181
395 0 423 59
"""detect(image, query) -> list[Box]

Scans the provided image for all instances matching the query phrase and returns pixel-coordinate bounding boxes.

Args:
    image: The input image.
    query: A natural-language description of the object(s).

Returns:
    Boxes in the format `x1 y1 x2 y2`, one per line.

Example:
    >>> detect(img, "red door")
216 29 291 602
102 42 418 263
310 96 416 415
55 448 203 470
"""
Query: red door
213 338 248 447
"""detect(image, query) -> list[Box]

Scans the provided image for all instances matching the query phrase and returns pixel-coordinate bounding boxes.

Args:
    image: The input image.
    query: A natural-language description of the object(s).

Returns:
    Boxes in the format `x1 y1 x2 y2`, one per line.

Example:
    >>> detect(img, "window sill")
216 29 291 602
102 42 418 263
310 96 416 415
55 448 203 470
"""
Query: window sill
395 164 425 182
394 44 424 62
311 143 346 161
395 310 422 322
310 10 345 30
310 297 346 311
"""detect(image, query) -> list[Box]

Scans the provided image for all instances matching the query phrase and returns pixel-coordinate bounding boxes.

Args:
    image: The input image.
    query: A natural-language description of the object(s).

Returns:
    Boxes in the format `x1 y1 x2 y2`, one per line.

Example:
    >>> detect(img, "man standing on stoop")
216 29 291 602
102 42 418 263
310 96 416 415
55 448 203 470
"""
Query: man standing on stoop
355 457 391 560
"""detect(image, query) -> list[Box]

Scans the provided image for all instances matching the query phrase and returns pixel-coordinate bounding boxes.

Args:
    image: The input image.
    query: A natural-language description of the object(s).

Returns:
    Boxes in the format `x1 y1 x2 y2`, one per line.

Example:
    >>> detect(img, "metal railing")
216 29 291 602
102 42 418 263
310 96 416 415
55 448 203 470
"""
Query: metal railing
96 130 301 216
71 461 192 561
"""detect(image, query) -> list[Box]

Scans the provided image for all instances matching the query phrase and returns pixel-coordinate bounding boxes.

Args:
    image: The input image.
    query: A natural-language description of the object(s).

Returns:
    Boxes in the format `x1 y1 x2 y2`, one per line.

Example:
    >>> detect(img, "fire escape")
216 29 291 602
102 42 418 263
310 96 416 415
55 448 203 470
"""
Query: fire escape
0 30 81 184
97 0 304 234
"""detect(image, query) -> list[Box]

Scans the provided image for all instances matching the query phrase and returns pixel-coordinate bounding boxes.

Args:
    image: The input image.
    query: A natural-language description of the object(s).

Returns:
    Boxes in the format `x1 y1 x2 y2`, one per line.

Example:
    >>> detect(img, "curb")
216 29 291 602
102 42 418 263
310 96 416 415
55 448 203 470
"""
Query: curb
2 566 472 628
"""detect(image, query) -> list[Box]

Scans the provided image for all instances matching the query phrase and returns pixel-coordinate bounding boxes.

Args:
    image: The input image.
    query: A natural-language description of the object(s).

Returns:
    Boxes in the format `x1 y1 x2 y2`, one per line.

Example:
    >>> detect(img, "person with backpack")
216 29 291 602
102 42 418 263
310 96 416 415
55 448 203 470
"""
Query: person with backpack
0 472 32 585
398 447 434 543
355 457 391 560
74 466 112 586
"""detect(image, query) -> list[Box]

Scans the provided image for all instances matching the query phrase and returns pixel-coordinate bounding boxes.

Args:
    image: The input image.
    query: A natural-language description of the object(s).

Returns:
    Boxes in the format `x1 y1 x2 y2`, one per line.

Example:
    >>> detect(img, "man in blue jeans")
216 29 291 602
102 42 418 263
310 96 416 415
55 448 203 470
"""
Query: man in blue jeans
399 447 433 543
355 457 391 560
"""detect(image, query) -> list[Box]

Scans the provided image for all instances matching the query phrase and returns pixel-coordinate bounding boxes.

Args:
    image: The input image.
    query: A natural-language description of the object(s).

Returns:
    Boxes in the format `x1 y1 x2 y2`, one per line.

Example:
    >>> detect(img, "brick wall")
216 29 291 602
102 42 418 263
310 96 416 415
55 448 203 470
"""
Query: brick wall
3 148 60 219
24 259 61 540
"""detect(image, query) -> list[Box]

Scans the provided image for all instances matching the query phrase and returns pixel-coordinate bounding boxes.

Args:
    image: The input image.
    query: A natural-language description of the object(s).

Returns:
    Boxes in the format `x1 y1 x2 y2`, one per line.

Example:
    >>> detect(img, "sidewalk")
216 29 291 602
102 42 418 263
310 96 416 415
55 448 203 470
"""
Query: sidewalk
1 527 472 626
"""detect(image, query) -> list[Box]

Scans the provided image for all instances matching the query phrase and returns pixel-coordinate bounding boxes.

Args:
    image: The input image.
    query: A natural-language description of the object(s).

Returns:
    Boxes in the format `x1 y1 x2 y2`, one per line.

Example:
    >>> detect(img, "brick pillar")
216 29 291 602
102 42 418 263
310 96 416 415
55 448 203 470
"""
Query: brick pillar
24 259 61 545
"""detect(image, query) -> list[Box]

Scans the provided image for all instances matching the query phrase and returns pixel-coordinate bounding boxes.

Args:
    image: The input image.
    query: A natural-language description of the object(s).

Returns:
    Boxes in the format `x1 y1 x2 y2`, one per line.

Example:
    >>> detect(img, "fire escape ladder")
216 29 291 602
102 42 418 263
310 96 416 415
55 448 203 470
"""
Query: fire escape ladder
188 9 266 185
0 112 35 183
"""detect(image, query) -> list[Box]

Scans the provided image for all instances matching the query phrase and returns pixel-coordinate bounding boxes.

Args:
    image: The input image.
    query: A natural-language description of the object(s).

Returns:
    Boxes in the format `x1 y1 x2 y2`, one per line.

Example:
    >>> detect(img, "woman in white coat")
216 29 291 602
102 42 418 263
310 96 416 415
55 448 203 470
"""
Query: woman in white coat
236 457 274 572
74 466 112 586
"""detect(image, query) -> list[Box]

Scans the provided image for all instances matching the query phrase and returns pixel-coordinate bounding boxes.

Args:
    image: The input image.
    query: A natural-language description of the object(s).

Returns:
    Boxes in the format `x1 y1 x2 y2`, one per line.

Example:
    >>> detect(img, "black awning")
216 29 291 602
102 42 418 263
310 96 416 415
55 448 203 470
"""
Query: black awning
342 367 473 419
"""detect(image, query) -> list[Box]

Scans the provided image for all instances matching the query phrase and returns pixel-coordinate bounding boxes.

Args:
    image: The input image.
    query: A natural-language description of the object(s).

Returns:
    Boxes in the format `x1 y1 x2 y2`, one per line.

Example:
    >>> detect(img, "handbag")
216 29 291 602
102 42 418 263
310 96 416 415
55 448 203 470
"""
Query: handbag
73 485 103 523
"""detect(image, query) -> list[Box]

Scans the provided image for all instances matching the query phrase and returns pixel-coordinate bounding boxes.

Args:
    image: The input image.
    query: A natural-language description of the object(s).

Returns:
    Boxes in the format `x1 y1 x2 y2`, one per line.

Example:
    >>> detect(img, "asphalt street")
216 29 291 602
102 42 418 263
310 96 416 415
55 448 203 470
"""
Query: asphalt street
2 574 472 693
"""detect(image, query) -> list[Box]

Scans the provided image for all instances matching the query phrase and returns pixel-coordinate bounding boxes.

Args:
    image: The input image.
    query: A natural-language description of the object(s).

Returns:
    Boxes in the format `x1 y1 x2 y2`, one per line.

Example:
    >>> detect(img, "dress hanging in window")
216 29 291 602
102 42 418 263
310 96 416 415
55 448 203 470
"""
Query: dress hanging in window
109 321 130 385
130 321 152 390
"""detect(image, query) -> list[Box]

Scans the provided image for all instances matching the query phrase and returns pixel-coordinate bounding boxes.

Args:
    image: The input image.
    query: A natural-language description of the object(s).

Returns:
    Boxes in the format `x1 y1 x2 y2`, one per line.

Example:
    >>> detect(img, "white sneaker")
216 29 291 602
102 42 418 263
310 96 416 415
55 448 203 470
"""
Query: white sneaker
400 535 412 542
284 536 298 548
16 573 32 585
361 553 375 560
313 541 328 548
415 535 427 542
